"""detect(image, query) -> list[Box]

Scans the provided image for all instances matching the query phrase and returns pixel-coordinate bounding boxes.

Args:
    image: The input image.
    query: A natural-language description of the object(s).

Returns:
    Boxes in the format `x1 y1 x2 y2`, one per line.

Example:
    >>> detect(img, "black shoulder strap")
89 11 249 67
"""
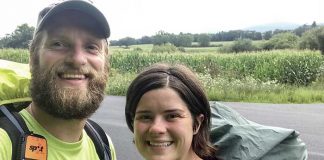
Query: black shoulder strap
0 105 30 160
85 119 111 160
0 106 112 160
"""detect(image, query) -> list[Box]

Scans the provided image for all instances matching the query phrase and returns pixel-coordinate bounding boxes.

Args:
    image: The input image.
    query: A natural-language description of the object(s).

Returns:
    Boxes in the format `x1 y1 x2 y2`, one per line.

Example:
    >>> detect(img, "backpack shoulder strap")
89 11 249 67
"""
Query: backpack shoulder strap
0 105 30 160
85 119 111 160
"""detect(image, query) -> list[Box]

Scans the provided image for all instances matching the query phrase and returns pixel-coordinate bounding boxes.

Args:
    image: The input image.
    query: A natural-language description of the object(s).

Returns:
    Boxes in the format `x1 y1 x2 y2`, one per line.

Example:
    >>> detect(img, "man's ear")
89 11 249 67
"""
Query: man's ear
193 114 204 135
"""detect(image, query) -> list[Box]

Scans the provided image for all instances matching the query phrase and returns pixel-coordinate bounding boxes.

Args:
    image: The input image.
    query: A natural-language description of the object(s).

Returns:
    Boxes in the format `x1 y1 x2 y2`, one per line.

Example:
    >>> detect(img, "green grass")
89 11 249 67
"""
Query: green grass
110 40 265 54
0 48 29 63
205 76 324 103
105 69 136 95
106 71 324 103
110 50 323 86
110 44 153 54
111 41 234 54
184 47 221 53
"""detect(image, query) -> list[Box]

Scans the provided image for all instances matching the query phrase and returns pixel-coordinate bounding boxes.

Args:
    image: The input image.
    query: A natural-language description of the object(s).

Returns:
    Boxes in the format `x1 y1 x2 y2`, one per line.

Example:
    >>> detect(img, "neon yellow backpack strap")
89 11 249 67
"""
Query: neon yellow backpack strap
0 59 31 106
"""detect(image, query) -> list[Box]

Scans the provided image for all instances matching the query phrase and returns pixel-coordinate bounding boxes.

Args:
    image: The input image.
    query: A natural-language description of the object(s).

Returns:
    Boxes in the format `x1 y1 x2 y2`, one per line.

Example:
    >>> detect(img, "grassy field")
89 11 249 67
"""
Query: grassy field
106 68 324 104
1 46 324 103
107 46 324 103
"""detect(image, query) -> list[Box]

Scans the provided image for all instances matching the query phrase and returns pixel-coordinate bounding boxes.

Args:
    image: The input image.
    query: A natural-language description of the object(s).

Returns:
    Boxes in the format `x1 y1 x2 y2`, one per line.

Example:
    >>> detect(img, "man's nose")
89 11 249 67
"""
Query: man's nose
149 117 167 135
65 46 87 67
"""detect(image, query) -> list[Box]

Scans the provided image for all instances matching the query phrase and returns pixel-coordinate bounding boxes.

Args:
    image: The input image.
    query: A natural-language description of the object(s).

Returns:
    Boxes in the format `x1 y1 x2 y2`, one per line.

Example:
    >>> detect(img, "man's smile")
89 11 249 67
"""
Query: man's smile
59 73 88 80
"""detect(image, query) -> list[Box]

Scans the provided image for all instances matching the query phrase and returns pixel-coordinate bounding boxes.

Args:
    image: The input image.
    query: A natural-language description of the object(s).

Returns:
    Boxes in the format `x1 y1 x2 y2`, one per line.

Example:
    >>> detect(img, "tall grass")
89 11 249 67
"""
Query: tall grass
110 49 323 85
1 48 323 103
106 71 324 103
0 48 29 63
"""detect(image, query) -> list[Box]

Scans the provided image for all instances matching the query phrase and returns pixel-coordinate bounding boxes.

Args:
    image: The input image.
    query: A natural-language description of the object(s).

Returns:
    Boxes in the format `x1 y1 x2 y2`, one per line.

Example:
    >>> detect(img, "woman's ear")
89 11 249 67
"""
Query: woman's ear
193 114 204 135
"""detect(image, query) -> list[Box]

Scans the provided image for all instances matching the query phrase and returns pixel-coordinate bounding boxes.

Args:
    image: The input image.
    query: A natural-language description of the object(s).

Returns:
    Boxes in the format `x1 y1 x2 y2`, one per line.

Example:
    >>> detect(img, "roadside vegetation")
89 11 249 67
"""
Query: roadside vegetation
2 47 323 103
1 22 324 103
106 48 324 104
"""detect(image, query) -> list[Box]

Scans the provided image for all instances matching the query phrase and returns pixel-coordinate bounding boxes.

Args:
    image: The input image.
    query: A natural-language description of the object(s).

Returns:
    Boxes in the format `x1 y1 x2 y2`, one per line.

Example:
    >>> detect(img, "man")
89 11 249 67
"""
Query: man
0 0 117 159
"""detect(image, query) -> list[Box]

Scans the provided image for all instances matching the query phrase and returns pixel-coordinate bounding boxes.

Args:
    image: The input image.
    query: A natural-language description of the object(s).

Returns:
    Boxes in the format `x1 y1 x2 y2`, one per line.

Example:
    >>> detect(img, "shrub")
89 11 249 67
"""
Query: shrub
262 32 299 50
197 34 211 47
219 39 256 53
230 39 255 53
172 34 193 47
151 43 178 53
298 26 324 55
299 27 321 50
317 28 324 55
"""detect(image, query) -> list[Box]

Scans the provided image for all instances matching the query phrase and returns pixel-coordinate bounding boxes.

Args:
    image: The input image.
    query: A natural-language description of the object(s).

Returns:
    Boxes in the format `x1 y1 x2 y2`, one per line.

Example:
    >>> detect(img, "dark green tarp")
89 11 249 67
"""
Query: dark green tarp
210 101 308 160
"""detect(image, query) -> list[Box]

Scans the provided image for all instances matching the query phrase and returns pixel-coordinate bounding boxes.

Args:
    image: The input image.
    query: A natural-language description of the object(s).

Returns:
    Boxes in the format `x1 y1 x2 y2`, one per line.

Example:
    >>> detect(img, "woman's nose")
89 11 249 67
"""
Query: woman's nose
148 117 167 135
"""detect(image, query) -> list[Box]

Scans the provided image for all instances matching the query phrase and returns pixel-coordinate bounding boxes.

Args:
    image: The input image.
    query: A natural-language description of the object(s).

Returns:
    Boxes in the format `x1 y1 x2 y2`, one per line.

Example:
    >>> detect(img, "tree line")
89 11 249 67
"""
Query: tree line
0 24 34 49
110 21 319 47
0 21 322 53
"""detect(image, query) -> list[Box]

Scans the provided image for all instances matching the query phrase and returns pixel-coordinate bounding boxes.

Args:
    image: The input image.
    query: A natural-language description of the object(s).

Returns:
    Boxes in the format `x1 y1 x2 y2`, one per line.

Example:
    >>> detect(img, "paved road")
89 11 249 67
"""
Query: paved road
91 96 324 160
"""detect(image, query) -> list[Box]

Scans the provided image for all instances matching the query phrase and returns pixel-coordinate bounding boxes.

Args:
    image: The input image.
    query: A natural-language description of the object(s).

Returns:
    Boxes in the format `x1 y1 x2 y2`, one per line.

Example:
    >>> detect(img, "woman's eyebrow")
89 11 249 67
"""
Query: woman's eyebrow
135 110 151 114
164 109 184 113
135 108 185 114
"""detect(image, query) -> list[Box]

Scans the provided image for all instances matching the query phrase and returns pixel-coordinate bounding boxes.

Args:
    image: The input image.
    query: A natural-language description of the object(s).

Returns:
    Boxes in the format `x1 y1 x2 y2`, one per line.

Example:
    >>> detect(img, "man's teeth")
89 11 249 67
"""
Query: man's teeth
61 74 85 79
149 142 172 147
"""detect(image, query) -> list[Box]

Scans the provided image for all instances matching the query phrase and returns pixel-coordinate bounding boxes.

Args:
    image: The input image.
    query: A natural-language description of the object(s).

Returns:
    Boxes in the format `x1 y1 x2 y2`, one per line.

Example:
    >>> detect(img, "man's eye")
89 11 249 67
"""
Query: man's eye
53 42 62 46
50 41 66 49
86 44 100 54
87 45 97 50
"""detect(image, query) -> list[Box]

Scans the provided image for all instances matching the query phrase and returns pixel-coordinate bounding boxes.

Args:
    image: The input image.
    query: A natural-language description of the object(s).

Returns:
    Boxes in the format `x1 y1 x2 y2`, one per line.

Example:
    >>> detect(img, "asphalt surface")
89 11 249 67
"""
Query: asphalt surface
91 96 324 160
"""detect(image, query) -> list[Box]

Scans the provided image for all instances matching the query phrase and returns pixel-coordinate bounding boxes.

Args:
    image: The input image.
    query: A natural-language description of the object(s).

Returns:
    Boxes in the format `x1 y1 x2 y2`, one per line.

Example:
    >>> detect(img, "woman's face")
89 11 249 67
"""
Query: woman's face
133 87 203 160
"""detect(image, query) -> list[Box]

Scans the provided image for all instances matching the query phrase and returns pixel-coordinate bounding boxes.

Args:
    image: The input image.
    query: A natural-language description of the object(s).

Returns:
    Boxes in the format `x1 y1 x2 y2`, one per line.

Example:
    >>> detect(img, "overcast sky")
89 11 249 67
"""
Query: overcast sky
0 0 323 40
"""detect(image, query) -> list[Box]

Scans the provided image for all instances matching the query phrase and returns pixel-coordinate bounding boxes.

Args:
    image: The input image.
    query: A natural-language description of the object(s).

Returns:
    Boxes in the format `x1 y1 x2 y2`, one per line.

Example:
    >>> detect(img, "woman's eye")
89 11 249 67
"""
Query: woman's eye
166 114 180 120
135 115 152 122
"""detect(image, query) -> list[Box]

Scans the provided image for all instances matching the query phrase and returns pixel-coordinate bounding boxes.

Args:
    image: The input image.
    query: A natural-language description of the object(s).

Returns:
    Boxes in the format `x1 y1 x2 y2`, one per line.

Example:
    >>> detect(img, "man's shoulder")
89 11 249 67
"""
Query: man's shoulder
0 127 11 143
85 119 117 160
0 128 12 159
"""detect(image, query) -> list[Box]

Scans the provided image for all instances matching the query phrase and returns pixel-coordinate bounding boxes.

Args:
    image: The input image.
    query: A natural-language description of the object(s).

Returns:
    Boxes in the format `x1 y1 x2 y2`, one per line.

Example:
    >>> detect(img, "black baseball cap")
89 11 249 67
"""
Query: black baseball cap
35 0 110 38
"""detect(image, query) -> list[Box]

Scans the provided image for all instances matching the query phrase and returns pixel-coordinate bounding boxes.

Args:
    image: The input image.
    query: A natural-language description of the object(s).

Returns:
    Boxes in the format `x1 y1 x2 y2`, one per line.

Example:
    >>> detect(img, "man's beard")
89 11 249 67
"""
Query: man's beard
30 61 108 119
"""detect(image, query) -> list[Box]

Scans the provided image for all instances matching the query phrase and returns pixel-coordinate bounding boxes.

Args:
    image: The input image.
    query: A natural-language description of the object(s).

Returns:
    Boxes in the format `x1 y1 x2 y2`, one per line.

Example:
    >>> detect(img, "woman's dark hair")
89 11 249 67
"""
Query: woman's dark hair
125 63 217 159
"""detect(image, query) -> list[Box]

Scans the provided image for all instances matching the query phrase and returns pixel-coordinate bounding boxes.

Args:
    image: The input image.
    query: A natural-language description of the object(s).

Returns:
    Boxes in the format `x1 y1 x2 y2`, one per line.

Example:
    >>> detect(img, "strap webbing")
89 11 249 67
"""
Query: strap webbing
0 106 25 135
85 120 111 160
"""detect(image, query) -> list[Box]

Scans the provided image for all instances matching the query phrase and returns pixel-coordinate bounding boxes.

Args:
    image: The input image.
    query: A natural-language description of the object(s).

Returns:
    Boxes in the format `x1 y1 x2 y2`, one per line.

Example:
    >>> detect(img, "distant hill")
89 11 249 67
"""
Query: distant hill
244 22 301 32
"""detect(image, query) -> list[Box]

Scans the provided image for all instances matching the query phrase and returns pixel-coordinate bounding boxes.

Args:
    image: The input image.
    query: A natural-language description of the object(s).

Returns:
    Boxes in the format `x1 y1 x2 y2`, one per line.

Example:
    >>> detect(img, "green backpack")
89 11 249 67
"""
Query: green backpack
0 59 31 106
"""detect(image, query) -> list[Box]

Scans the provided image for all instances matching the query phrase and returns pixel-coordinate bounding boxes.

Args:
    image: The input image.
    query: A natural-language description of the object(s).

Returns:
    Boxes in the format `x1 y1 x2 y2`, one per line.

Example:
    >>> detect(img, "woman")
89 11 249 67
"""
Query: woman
125 63 219 160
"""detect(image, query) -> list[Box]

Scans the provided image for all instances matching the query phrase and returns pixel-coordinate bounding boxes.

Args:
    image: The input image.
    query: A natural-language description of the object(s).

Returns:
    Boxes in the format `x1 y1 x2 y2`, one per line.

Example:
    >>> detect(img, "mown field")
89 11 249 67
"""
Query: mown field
1 46 324 103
